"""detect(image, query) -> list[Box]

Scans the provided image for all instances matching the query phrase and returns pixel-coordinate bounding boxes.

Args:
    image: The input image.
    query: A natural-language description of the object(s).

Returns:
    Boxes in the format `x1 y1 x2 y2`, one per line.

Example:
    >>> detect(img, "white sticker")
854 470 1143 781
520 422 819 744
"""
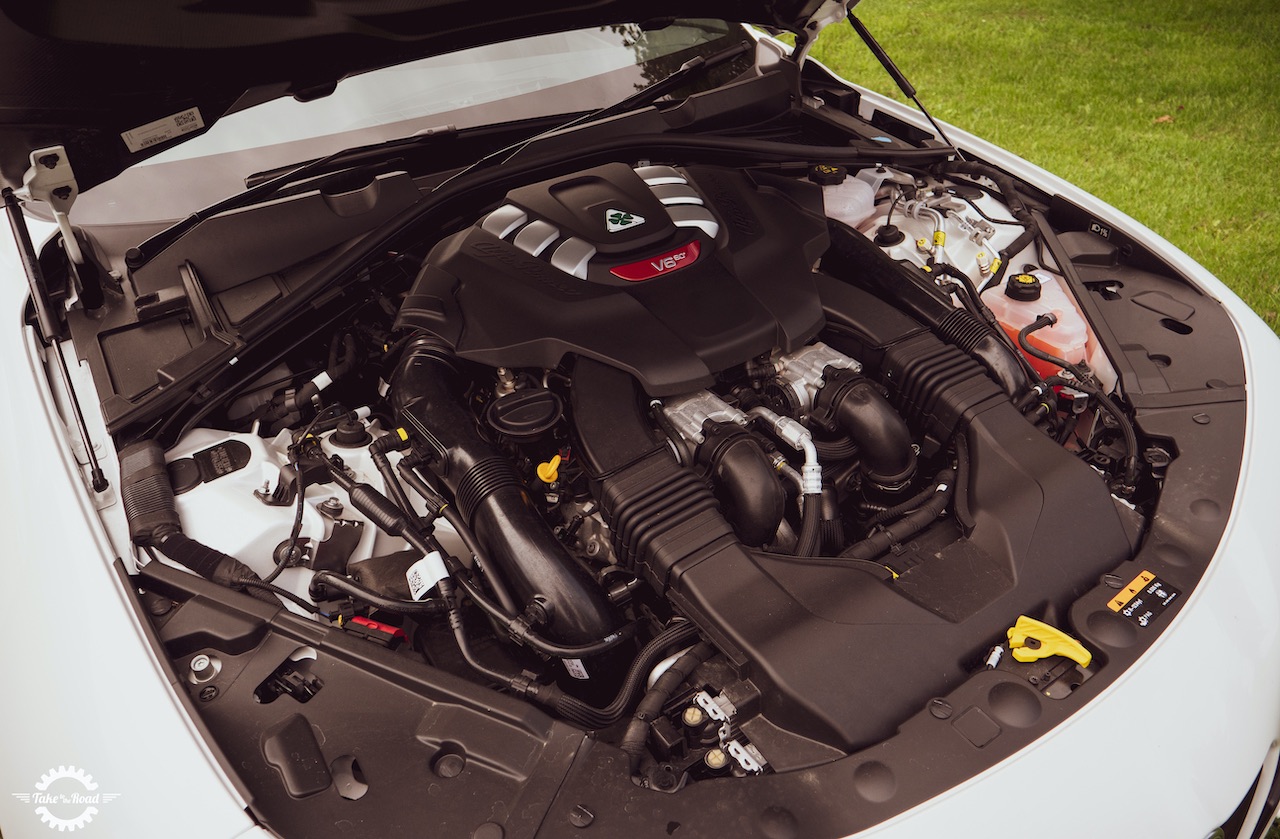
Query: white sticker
121 107 205 153
406 551 448 600
562 658 590 680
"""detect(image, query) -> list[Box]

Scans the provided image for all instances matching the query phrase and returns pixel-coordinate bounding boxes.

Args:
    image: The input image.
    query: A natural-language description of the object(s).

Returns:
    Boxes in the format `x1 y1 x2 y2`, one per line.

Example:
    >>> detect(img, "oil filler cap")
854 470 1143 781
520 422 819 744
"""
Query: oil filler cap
1004 272 1043 302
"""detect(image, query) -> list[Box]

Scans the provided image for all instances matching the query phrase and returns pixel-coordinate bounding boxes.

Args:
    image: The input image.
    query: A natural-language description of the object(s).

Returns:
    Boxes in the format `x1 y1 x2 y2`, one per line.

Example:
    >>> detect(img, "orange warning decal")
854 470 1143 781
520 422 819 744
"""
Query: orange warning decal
1108 570 1157 612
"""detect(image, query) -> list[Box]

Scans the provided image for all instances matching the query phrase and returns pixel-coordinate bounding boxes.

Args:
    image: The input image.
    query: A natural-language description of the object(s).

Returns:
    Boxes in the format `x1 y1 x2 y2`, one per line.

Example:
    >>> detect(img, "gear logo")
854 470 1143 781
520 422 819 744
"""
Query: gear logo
11 765 120 831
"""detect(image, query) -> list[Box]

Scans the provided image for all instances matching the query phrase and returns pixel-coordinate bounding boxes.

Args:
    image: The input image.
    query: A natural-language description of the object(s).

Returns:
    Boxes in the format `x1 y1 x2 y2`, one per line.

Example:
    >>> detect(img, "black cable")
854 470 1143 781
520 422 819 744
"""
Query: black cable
438 578 526 687
372 448 416 517
839 469 956 562
397 461 522 616
619 641 716 774
1045 374 1140 493
444 558 637 659
311 570 448 616
959 195 1021 225
264 404 347 584
544 621 701 729
237 579 322 614
1017 317 1139 492
1035 237 1064 275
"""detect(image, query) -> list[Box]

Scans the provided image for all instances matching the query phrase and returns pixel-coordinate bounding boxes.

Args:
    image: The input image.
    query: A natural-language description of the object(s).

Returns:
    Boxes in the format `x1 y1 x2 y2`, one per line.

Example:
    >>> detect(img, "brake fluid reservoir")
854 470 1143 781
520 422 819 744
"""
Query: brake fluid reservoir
982 270 1091 380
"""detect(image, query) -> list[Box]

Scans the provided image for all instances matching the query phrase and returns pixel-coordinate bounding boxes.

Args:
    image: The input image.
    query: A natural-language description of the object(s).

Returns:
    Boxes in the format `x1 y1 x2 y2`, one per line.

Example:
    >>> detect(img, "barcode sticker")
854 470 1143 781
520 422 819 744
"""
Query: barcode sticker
121 108 205 153
406 551 448 600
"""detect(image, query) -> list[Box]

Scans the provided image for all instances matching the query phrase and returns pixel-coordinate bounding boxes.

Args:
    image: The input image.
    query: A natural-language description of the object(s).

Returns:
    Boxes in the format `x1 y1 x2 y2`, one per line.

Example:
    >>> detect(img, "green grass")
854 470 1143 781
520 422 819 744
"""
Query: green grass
810 0 1280 333
814 8 1280 832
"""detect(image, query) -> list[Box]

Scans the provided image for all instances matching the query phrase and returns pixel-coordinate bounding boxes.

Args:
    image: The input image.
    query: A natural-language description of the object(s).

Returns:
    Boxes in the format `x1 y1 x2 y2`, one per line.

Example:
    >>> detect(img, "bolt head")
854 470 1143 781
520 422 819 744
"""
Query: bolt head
568 804 594 828
704 748 728 770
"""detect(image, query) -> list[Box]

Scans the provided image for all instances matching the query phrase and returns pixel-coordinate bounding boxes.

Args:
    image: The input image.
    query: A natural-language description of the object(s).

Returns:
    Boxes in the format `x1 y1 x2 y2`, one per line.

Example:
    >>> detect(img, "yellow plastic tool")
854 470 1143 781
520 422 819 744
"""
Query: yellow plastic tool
1006 615 1092 668
536 455 562 484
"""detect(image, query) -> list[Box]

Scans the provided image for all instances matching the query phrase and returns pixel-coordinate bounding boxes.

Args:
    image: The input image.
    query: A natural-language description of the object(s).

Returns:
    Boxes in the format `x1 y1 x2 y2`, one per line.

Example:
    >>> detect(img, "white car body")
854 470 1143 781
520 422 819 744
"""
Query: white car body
1 20 1277 839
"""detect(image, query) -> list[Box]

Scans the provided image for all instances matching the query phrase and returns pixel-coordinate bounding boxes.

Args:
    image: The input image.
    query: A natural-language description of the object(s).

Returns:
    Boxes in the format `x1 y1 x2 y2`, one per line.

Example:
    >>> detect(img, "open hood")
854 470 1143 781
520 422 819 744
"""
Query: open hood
0 0 846 193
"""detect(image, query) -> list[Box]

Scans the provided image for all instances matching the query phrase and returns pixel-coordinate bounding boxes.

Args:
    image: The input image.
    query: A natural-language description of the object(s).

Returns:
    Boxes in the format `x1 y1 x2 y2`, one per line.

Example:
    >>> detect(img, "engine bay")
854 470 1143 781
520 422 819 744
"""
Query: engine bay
35 80 1246 834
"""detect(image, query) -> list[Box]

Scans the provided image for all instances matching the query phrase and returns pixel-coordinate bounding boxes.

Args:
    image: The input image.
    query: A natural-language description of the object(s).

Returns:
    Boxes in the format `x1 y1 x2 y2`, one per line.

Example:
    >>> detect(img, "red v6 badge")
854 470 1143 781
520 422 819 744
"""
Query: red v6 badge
609 240 701 282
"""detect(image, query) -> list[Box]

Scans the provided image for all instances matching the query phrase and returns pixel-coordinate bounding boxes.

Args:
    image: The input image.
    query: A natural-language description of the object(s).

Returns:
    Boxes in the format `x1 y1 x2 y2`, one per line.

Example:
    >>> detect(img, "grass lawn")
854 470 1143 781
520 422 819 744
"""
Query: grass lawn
815 6 1280 835
810 0 1280 334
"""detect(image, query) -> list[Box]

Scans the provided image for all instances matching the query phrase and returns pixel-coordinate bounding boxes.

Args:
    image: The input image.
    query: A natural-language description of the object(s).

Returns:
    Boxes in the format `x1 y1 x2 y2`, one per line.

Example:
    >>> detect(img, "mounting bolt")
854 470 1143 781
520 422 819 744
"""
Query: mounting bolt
568 804 594 829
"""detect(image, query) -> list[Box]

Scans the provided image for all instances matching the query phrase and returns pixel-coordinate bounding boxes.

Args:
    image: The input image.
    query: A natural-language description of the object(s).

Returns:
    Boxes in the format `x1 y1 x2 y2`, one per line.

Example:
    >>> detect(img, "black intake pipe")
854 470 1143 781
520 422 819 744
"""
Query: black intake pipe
118 440 276 605
812 369 916 491
824 220 1031 397
697 424 785 547
392 340 621 646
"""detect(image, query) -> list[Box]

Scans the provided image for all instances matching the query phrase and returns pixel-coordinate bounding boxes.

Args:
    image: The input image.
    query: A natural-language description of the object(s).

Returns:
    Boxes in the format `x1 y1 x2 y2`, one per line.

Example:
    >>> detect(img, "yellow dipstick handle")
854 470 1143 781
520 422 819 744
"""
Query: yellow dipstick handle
1006 615 1092 668
536 455 562 484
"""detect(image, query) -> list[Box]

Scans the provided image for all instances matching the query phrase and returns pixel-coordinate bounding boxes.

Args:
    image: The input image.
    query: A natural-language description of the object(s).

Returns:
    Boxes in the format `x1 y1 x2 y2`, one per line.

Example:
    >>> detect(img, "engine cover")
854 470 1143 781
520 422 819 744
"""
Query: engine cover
397 163 829 395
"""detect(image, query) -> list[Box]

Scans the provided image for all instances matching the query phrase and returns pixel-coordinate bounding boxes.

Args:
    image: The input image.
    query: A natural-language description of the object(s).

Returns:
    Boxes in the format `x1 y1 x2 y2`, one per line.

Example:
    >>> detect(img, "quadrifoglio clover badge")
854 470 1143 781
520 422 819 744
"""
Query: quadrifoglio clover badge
11 766 120 831
605 208 645 232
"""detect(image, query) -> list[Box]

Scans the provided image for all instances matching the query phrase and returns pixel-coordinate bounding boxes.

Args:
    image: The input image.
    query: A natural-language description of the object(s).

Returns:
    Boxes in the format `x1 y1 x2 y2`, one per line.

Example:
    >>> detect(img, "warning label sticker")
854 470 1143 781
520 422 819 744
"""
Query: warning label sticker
121 107 205 153
1108 569 1180 628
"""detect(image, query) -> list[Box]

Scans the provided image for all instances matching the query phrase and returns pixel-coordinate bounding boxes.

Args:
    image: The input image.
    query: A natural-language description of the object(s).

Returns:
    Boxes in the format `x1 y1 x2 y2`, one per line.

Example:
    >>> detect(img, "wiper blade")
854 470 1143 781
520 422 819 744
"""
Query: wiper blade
125 126 458 271
437 39 753 188
589 39 753 123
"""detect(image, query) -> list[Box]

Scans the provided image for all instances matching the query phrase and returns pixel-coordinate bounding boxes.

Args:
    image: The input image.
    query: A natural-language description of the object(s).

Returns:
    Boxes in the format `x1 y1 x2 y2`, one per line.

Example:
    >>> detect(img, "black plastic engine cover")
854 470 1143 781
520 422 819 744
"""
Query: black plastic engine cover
396 163 828 396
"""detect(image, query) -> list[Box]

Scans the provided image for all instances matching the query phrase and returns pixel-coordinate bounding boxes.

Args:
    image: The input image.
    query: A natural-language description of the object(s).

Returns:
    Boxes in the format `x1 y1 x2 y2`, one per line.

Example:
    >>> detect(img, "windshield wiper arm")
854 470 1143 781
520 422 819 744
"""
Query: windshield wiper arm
437 39 753 189
125 125 462 271
589 38 753 122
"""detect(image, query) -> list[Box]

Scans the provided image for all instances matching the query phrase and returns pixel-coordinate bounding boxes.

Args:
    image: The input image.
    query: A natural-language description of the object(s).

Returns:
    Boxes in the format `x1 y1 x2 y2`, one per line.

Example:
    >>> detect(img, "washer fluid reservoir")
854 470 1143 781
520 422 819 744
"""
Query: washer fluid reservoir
818 165 888 229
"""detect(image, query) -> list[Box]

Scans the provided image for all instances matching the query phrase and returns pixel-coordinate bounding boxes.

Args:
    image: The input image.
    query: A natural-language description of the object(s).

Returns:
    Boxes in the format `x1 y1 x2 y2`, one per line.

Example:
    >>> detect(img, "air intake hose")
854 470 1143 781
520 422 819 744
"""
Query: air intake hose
118 440 277 605
391 339 621 646
811 369 916 492
824 220 1031 397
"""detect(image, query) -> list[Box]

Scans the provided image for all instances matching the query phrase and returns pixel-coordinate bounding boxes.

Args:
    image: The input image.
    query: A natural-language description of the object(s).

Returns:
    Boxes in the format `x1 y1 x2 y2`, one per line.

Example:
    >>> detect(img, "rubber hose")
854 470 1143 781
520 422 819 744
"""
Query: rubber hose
156 532 280 606
813 436 859 461
840 469 956 561
442 579 526 687
620 641 716 773
795 493 824 557
871 479 946 527
541 622 701 728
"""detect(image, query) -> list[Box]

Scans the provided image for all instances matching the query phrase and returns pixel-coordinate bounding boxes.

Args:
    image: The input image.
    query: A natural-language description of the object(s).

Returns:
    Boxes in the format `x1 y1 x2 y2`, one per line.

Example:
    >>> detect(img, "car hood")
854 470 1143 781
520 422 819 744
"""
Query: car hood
0 0 845 193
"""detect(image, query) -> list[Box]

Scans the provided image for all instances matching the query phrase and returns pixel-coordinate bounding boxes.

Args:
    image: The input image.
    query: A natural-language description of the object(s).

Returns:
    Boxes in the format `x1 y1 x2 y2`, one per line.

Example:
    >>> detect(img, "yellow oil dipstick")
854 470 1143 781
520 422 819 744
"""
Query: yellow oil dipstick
536 455 562 484
1006 615 1092 668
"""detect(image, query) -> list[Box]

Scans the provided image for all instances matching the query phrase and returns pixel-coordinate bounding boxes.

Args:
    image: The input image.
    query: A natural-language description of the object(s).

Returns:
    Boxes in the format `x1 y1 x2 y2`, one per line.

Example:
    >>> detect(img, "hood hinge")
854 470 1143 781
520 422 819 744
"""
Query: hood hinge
791 0 854 65
19 145 85 266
